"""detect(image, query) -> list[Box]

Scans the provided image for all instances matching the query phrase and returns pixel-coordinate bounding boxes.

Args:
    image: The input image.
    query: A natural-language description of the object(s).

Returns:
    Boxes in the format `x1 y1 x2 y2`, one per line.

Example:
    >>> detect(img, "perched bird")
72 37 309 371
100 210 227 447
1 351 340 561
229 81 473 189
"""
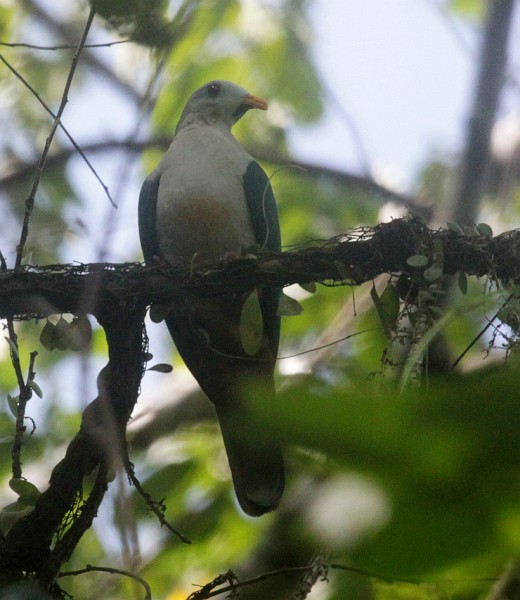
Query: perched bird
138 80 284 516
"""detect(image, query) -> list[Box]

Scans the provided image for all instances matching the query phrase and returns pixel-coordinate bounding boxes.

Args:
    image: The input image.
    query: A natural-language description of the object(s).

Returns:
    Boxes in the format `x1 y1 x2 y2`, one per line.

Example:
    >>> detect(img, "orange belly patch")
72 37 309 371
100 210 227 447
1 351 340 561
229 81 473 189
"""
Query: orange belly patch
166 197 245 261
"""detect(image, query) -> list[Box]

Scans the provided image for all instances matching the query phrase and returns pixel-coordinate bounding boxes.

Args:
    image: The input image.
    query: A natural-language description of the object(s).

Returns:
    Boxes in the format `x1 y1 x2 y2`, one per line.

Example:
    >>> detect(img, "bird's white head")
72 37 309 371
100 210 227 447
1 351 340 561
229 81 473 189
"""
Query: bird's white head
175 80 268 133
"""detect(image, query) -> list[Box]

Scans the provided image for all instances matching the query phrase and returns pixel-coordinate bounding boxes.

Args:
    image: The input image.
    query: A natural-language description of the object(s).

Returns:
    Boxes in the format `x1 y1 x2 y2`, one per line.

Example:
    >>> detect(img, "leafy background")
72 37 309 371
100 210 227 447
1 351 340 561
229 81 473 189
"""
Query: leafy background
1 0 520 598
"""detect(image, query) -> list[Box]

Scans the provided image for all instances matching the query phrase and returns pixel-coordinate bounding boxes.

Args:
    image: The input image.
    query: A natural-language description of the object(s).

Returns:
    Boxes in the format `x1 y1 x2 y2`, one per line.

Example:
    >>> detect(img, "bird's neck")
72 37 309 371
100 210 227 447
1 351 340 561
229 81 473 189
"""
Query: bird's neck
175 114 236 135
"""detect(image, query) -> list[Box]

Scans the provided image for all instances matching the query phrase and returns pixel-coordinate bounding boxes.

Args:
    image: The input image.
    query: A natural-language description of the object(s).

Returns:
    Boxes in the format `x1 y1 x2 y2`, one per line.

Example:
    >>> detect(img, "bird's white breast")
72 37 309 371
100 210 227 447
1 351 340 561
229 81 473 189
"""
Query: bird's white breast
155 124 255 263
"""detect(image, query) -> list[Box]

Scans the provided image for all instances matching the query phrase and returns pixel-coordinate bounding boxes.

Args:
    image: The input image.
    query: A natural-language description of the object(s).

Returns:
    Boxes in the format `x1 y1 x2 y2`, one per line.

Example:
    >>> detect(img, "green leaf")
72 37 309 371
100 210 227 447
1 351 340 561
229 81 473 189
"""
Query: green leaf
423 265 443 282
406 255 429 268
9 478 41 500
66 315 92 351
1 501 32 514
53 317 70 351
299 281 317 294
446 221 464 234
7 394 18 417
39 321 56 351
277 292 304 317
147 363 173 373
4 336 19 359
0 435 14 444
476 222 493 237
28 380 43 399
371 283 400 339
149 303 171 323
240 290 264 356
458 271 468 295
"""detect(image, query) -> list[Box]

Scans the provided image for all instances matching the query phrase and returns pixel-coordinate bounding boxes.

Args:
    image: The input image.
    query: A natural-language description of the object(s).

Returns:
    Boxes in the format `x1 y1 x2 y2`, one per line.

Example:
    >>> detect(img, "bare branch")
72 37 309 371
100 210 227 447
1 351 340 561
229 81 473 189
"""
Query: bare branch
59 564 151 600
0 39 131 50
0 53 115 208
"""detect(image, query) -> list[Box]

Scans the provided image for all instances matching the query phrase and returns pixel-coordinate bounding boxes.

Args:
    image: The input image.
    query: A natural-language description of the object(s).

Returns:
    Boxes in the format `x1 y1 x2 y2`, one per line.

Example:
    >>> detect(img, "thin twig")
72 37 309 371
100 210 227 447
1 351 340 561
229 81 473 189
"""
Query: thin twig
0 53 115 208
186 562 499 599
277 327 381 359
0 40 131 50
14 9 96 269
58 564 151 600
124 457 191 544
449 299 510 372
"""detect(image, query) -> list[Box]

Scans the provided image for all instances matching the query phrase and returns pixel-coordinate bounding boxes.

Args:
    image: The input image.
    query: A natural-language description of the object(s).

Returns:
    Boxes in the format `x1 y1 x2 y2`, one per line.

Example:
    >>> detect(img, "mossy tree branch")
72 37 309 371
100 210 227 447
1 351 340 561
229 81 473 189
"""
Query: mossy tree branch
0 216 519 594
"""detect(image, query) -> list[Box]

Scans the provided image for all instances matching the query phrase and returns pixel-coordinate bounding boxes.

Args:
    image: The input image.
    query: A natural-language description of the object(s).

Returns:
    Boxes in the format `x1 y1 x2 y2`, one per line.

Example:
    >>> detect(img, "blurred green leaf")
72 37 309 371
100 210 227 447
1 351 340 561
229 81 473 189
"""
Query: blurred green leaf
458 271 468 295
255 363 520 575
423 264 443 282
371 282 400 338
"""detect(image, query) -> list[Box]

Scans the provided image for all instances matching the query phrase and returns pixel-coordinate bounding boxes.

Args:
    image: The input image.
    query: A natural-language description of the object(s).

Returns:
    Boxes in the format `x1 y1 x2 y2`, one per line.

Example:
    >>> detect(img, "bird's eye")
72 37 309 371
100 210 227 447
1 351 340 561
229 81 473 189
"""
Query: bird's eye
207 82 221 97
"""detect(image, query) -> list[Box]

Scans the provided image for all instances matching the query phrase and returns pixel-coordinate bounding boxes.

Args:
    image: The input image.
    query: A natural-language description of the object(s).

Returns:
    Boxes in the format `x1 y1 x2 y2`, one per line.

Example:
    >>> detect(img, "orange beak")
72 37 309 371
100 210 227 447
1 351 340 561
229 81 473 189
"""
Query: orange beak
243 93 268 111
